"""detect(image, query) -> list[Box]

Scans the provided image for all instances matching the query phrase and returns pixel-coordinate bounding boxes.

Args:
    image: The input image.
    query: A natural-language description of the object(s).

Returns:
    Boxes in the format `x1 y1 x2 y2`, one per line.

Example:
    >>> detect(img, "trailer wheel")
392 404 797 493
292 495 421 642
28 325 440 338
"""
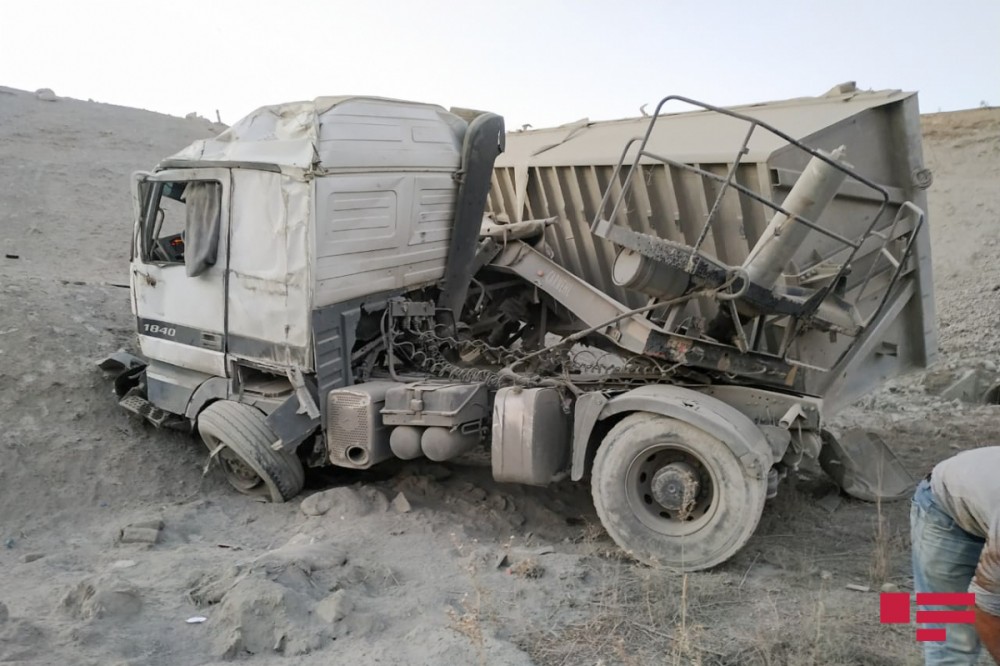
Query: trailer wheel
591 412 766 571
197 400 305 503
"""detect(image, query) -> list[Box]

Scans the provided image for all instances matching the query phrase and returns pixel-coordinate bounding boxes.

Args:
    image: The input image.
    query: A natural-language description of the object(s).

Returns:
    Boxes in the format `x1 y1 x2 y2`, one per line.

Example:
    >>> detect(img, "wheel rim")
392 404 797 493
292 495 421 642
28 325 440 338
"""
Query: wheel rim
625 443 718 537
205 434 263 492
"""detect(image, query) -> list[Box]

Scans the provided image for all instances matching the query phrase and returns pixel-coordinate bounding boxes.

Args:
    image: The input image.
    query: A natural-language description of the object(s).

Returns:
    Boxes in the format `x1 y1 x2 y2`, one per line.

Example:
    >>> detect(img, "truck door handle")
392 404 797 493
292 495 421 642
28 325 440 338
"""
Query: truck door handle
134 270 157 287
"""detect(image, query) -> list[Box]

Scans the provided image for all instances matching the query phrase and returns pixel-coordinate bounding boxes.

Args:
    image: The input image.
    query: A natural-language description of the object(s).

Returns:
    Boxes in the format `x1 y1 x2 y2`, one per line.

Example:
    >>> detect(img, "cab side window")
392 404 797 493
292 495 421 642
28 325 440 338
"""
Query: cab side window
141 181 221 277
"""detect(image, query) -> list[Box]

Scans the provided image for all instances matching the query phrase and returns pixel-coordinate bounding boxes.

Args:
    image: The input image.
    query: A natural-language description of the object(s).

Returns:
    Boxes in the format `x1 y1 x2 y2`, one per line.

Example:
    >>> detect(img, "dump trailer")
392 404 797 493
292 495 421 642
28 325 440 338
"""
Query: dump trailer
102 87 934 571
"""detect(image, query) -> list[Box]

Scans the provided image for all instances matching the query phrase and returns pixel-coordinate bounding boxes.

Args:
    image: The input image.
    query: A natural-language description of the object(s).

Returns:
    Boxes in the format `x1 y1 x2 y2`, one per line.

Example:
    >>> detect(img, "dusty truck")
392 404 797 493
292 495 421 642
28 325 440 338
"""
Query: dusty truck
102 87 935 571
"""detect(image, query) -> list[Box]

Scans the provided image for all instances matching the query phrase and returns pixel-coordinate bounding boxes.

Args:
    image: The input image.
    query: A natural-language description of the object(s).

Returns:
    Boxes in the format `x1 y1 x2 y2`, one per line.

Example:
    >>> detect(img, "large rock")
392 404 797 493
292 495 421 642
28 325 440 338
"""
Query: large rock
300 486 387 517
61 575 141 620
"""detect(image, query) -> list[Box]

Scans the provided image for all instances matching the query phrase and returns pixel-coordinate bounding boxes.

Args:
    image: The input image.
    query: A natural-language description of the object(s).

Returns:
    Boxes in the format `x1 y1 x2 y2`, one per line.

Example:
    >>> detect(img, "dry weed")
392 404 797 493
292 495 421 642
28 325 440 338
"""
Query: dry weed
808 582 828 665
509 557 545 579
870 495 892 585
447 533 489 665
671 574 704 666
526 558 717 665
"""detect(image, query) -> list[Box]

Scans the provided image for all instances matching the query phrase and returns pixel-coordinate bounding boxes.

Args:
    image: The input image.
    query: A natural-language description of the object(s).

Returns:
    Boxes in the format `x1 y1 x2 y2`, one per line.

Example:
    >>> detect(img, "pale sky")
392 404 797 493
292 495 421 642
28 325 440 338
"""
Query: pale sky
2 0 998 128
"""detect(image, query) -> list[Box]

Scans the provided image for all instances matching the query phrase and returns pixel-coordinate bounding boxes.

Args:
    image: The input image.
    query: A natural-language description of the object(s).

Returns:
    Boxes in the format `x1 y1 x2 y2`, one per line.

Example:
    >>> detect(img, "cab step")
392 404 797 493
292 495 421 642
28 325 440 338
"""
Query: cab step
118 392 182 429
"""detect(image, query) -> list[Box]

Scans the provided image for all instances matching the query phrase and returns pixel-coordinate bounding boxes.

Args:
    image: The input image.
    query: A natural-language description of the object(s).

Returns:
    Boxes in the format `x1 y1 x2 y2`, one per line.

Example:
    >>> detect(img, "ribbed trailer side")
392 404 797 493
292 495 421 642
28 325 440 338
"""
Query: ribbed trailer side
489 89 936 412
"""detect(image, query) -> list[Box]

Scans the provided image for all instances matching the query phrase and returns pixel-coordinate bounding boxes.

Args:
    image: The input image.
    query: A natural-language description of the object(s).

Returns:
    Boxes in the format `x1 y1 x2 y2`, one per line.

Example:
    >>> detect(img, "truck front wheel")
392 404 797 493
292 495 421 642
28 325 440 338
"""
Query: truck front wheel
197 400 305 503
591 412 766 571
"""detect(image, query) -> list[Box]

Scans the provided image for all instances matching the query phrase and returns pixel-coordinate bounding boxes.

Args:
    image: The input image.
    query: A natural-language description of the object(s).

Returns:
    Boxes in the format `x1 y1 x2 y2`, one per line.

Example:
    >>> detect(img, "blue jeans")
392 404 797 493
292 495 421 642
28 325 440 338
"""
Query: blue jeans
911 478 986 665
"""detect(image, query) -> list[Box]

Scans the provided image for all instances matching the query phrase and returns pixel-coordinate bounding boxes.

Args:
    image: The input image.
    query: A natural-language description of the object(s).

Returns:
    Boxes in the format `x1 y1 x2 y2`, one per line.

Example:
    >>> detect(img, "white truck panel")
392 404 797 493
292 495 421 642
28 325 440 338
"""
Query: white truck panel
226 170 312 367
138 335 227 377
132 168 231 377
316 98 463 170
313 172 458 306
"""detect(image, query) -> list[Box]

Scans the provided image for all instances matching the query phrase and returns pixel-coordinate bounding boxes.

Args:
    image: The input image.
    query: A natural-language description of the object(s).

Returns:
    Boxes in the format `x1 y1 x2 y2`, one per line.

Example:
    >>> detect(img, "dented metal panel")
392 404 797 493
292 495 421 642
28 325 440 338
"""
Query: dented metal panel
310 99 466 307
166 95 471 353
226 169 312 369
164 96 465 175
492 386 571 486
132 167 232 378
496 89 912 168
313 170 460 306
316 98 464 170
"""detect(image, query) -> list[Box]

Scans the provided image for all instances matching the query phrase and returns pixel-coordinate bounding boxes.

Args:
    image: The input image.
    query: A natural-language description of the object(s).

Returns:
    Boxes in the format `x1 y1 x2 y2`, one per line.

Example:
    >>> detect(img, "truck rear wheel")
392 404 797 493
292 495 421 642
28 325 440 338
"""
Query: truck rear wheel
197 400 305 503
591 412 766 571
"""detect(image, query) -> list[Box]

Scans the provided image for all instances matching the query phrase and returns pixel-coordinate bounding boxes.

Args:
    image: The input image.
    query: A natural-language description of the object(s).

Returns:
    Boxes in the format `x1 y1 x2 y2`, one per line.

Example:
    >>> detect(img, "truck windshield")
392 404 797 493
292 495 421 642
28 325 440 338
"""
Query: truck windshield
141 180 221 276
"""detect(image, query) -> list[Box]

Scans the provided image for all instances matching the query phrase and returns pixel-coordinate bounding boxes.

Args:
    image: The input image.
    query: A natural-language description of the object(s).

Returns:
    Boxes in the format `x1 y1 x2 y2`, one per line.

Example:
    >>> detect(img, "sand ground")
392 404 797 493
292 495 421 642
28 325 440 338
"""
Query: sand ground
1 86 998 665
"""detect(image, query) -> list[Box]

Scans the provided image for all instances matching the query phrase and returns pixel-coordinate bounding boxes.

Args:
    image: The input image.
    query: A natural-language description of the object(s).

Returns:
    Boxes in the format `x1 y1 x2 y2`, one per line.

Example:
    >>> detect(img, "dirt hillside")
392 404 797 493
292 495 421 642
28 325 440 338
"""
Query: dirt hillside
1 86 998 665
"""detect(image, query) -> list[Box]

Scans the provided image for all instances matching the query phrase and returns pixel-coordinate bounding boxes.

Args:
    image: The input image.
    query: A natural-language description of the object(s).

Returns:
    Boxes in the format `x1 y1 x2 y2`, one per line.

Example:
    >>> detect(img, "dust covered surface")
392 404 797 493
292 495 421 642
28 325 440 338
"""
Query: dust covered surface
1 85 999 664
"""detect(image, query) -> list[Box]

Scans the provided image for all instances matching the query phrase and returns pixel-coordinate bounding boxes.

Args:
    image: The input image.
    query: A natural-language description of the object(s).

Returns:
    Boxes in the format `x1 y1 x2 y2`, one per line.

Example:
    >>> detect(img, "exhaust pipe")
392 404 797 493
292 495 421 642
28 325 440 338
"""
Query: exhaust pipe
742 146 850 289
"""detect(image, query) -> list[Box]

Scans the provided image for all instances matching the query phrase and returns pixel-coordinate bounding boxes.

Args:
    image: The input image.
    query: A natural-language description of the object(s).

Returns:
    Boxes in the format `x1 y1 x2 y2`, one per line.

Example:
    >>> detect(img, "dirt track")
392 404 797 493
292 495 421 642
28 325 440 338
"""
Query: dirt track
1 86 998 665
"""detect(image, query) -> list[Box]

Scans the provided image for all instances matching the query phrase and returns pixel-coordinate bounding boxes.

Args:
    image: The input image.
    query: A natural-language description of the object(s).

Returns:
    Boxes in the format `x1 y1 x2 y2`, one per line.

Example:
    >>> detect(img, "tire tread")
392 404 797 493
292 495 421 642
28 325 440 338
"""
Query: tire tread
591 412 766 571
198 401 305 502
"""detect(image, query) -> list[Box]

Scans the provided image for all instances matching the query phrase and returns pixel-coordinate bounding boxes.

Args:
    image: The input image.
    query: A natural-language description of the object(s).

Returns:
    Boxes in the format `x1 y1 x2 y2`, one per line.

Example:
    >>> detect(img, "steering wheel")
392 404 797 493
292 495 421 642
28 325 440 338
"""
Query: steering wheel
153 231 185 263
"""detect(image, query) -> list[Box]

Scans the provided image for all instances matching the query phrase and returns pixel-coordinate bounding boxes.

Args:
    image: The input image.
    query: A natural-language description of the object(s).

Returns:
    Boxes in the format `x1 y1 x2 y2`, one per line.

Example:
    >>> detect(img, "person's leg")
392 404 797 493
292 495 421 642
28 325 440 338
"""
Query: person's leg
911 478 986 665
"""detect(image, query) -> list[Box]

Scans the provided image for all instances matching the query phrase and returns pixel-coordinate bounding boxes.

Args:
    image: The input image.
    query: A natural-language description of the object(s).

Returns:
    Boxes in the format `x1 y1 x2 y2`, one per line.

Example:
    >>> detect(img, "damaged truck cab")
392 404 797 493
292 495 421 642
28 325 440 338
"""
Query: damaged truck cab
107 90 935 571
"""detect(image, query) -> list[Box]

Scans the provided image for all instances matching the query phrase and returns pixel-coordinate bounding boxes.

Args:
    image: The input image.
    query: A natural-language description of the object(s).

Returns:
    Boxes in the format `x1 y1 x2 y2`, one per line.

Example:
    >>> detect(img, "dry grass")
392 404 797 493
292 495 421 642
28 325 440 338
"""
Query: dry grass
870 495 892 586
671 574 704 666
446 533 489 665
509 557 545 579
867 453 911 589
520 470 919 666
525 558 716 665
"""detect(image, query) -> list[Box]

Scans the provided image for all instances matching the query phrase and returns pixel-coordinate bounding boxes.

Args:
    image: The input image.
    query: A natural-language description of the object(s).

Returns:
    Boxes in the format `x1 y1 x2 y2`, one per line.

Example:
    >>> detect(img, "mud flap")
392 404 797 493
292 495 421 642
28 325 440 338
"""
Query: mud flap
265 374 321 453
819 428 914 501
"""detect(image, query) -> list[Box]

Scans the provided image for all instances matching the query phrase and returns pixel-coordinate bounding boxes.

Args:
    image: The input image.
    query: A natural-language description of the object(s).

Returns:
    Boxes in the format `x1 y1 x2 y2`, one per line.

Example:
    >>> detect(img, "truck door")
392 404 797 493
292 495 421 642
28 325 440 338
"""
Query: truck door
131 168 231 377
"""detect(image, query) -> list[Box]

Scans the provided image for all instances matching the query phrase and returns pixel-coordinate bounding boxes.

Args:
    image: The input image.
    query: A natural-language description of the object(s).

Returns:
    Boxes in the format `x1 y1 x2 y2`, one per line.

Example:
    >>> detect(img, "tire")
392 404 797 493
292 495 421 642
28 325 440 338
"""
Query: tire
197 400 305 503
591 412 767 571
